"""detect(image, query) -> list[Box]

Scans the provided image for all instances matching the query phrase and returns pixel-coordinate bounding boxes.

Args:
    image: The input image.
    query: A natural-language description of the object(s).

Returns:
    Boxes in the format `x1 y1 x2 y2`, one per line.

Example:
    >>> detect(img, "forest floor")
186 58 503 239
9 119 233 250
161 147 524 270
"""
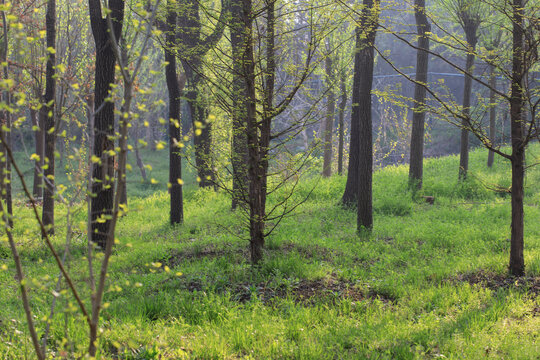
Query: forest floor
1 144 540 359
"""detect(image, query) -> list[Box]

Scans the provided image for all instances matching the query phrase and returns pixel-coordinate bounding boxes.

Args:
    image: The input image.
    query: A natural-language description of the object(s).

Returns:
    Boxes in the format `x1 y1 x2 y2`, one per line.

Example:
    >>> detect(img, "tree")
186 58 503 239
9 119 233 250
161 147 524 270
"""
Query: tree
453 0 483 180
219 0 320 263
340 0 379 209
341 0 375 206
88 0 125 249
29 55 44 199
42 0 56 235
0 0 12 226
484 30 502 168
354 0 379 230
176 0 228 188
337 68 348 175
322 40 336 177
507 0 526 276
230 0 248 210
376 0 538 275
164 0 184 224
408 0 430 189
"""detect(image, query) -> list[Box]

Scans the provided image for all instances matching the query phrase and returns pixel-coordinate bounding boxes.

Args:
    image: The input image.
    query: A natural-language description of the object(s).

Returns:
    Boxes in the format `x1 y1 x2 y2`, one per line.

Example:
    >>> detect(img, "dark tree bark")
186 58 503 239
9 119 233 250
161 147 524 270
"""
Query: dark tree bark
245 0 268 263
251 0 275 263
356 0 379 230
88 0 125 249
408 0 430 189
164 1 184 225
236 0 276 263
42 0 56 236
458 52 475 179
230 0 248 210
234 0 311 263
508 0 525 276
343 0 379 208
177 0 227 188
458 15 479 180
341 34 363 206
322 53 335 177
487 62 496 167
337 71 347 175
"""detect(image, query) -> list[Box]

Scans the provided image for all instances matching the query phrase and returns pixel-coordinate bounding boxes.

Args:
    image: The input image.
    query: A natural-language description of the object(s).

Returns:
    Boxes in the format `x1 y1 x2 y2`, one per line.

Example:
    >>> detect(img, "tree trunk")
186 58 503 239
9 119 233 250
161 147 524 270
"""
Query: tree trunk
508 0 525 276
341 30 363 206
245 0 262 263
165 1 184 225
42 0 56 236
337 72 347 175
356 0 378 230
0 7 12 226
230 0 248 210
408 0 430 189
343 0 379 208
88 0 125 249
487 62 496 167
31 108 44 198
458 31 477 180
322 54 335 177
244 0 274 264
176 0 227 189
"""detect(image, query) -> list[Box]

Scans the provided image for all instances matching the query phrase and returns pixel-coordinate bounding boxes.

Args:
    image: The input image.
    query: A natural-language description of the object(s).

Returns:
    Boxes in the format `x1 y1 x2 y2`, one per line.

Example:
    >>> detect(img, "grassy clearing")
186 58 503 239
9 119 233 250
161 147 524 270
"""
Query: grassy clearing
1 145 540 359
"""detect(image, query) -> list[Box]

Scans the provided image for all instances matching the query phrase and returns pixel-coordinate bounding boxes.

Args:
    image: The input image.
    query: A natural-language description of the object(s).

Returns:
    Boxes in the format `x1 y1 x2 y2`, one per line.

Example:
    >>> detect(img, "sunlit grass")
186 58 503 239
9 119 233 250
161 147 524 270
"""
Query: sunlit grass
1 144 539 358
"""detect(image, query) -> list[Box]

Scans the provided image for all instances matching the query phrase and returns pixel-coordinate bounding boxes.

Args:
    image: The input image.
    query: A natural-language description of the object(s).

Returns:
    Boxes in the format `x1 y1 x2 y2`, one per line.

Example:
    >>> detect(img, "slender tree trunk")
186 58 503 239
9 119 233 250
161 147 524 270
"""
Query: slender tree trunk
244 0 275 263
322 54 335 177
337 72 347 175
245 0 262 262
356 0 378 230
118 45 129 206
508 0 525 276
42 0 56 235
408 0 430 189
246 0 271 263
165 1 184 225
88 0 125 249
342 31 363 206
31 108 44 198
502 110 508 145
459 33 477 180
257 0 275 260
0 5 12 225
230 0 248 210
487 62 496 167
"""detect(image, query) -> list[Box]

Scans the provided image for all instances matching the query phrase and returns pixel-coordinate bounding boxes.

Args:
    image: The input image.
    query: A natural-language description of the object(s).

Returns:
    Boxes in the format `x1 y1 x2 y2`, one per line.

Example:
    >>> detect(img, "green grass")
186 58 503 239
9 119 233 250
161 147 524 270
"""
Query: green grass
1 145 540 359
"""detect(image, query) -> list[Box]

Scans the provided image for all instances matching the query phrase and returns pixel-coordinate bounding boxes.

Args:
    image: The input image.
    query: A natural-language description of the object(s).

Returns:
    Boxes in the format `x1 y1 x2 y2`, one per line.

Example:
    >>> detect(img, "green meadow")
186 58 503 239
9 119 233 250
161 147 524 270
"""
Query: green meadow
1 144 539 359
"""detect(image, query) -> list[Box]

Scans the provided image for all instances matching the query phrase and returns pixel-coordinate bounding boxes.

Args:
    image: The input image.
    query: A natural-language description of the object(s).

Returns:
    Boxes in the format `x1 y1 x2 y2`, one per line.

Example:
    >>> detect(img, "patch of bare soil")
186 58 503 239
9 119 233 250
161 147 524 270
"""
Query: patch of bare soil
157 247 393 305
230 277 394 305
450 270 540 296
161 242 346 269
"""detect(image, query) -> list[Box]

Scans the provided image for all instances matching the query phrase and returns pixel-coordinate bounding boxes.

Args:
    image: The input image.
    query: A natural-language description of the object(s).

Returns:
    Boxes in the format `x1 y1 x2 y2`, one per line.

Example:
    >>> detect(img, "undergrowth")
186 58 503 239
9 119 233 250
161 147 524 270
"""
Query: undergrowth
1 145 540 359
